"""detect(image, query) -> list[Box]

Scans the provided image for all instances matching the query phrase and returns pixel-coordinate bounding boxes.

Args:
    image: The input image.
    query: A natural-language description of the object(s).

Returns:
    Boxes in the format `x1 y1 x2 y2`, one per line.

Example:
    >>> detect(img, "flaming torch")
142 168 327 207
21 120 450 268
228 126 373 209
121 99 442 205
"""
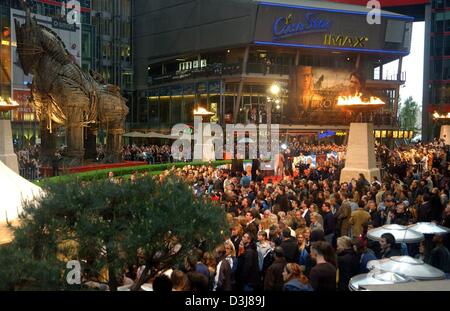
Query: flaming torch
337 93 384 184
0 97 20 113
337 93 385 113
193 107 215 117
433 111 450 121
433 111 450 145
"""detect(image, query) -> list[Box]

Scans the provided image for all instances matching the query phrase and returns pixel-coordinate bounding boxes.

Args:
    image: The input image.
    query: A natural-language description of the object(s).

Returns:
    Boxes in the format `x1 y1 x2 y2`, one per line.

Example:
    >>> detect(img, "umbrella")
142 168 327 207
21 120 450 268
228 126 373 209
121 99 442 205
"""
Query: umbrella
238 137 255 144
123 131 147 138
408 222 450 235
349 271 412 291
145 132 179 140
367 256 446 280
361 280 450 291
367 224 424 243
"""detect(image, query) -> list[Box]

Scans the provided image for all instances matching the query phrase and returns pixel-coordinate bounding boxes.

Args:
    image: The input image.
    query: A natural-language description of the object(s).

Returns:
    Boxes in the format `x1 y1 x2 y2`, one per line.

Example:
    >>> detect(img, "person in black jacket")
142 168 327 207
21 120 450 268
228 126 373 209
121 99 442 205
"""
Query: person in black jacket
280 229 300 263
236 233 261 291
430 188 444 222
322 202 335 244
251 160 260 182
213 245 232 291
368 200 384 228
243 210 259 240
417 193 432 222
254 169 264 183
379 233 402 259
336 236 359 291
428 234 450 273
263 247 287 291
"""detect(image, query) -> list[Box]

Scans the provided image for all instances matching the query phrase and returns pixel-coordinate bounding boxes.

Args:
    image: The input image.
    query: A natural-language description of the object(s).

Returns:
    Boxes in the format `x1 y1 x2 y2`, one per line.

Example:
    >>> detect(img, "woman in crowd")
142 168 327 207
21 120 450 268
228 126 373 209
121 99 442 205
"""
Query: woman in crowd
282 263 313 291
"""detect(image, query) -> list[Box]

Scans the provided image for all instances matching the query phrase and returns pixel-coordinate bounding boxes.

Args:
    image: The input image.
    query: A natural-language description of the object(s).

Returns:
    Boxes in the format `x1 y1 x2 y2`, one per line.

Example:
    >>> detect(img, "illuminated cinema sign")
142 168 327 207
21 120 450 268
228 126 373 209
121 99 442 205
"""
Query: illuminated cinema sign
272 12 332 40
324 34 369 48
319 130 336 139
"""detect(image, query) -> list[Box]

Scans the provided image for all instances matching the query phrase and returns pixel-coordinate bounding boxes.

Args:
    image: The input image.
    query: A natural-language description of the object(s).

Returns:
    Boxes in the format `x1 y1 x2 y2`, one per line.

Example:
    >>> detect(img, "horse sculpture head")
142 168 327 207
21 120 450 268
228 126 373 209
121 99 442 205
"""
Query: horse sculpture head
14 7 45 75
15 7 73 75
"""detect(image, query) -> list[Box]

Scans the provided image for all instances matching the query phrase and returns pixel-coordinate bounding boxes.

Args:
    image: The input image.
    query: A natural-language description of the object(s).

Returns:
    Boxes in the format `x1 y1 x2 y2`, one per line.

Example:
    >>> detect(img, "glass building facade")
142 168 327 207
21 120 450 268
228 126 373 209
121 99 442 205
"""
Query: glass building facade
429 0 450 105
91 0 132 90
135 46 403 134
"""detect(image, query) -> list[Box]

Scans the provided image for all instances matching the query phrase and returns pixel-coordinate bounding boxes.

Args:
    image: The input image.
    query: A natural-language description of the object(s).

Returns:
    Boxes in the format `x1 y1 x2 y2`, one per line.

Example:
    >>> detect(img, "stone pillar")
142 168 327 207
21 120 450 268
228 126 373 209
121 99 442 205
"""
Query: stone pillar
65 108 85 159
340 123 380 184
440 125 450 145
106 129 124 162
84 129 98 159
40 121 57 159
202 134 216 162
0 119 19 174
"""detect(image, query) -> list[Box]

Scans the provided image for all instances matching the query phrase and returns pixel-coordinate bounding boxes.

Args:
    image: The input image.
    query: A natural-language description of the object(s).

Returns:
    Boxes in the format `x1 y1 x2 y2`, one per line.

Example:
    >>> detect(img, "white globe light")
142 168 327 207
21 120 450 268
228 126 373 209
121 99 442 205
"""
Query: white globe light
270 84 281 95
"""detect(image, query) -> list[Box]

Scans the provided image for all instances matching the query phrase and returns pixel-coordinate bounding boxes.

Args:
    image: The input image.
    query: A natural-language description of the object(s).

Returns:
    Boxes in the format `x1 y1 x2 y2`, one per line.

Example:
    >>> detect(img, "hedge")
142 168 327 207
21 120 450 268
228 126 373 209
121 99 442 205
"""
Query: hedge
35 160 232 187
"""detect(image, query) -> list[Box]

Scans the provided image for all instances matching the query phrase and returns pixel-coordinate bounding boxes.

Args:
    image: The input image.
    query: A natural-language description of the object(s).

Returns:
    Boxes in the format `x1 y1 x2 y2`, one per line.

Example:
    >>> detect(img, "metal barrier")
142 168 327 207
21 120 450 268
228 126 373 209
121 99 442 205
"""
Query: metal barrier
19 166 40 181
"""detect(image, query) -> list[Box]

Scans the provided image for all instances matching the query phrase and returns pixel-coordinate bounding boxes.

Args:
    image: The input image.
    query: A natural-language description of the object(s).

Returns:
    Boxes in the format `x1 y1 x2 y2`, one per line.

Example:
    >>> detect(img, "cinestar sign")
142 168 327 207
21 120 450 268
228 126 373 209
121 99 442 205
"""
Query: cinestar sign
272 12 332 40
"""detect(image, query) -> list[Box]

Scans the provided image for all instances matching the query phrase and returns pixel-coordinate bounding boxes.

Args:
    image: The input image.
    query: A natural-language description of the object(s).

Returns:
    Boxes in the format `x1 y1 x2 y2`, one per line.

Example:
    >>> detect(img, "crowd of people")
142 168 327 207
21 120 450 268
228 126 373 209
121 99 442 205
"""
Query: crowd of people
121 144 173 164
287 142 346 158
16 145 41 180
99 139 450 292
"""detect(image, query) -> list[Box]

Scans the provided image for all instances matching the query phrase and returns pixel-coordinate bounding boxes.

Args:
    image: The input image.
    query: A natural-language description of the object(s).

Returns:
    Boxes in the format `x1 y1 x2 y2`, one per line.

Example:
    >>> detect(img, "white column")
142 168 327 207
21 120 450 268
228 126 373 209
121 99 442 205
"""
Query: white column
0 120 19 174
340 123 380 184
440 125 450 145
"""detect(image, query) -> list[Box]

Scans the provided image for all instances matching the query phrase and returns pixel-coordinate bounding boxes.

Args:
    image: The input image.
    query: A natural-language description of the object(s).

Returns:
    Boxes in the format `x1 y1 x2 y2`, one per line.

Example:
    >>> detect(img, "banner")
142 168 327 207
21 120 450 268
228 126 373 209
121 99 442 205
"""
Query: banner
288 66 356 118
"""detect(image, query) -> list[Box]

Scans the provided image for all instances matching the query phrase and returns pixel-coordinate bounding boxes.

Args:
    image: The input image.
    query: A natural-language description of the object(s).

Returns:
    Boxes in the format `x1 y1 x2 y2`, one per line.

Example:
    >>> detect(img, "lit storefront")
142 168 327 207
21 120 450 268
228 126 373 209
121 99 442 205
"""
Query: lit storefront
133 0 414 141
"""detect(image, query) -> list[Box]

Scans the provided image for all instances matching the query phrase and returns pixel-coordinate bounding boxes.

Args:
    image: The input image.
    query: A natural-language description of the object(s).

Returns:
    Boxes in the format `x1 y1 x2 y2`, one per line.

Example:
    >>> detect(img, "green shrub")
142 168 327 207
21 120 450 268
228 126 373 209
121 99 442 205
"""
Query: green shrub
36 160 231 187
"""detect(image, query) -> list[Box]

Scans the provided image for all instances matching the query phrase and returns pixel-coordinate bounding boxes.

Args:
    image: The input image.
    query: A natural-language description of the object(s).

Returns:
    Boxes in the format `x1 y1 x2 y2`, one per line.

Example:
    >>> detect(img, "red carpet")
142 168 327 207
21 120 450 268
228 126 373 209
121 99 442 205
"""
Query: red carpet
68 161 148 173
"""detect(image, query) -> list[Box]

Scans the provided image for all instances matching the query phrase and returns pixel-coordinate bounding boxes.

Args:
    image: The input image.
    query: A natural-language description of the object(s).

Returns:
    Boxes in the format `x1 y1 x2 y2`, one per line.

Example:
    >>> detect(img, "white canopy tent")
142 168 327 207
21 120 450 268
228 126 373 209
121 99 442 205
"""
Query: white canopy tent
0 160 43 244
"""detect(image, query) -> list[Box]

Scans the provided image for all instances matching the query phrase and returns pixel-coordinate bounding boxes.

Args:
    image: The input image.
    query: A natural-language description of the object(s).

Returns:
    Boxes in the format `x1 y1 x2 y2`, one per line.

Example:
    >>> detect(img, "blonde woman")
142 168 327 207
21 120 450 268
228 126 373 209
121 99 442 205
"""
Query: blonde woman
310 212 323 232
282 263 313 291
296 231 309 267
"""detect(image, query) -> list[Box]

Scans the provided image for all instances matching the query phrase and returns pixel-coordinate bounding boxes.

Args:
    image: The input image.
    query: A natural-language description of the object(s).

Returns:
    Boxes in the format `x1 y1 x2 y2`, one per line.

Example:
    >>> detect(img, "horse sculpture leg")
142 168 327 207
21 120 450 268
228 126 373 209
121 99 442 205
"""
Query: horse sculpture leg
65 106 85 160
40 120 57 159
106 128 124 162
84 128 98 160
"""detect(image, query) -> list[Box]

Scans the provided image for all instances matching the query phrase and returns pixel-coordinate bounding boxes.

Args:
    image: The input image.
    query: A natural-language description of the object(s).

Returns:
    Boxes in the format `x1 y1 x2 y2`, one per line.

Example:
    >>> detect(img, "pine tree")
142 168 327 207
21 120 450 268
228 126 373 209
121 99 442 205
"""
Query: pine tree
0 175 229 290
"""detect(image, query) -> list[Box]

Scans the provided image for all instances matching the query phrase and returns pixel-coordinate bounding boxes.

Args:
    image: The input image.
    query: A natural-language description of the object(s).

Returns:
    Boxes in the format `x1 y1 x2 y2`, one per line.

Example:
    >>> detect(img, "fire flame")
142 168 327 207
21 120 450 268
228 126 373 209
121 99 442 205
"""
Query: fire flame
433 111 450 120
337 93 385 106
0 97 20 108
193 107 214 116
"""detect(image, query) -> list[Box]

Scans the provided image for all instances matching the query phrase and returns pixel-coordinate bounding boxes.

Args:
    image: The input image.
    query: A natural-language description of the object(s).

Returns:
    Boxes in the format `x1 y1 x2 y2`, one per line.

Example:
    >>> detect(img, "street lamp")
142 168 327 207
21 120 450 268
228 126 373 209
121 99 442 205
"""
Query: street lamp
433 111 450 145
266 82 284 160
270 84 281 96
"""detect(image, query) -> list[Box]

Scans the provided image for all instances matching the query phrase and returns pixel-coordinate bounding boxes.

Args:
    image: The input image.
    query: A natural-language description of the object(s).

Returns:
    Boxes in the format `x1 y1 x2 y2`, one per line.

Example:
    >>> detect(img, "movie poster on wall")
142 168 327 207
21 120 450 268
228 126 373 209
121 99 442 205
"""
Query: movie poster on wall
287 66 366 121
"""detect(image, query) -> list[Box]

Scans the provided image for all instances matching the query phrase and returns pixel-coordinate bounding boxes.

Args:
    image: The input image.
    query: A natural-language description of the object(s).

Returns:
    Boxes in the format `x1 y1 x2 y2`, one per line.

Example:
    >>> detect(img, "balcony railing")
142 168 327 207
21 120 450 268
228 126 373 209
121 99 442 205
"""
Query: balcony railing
246 63 291 76
373 71 407 82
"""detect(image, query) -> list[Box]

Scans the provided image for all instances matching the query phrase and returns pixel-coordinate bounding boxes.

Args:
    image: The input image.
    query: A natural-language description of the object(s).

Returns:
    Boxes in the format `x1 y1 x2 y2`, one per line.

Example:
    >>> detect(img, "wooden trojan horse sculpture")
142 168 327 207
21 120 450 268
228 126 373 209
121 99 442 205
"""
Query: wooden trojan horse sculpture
14 6 128 162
